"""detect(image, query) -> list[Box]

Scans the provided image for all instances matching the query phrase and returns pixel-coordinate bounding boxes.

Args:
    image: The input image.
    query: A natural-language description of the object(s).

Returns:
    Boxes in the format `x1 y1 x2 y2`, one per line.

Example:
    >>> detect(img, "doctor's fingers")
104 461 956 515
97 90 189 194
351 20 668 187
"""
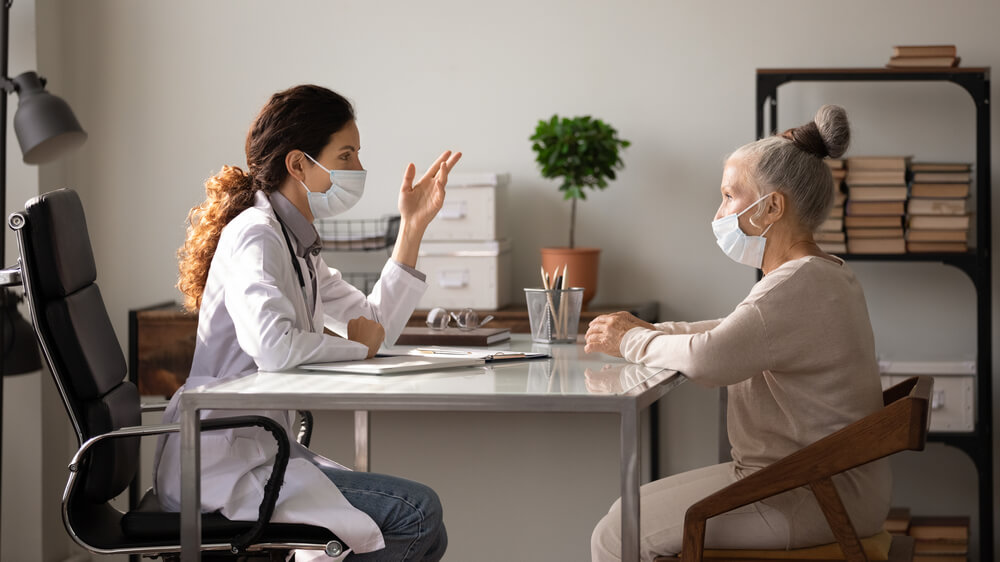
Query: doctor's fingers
400 162 417 192
436 151 462 186
418 151 453 186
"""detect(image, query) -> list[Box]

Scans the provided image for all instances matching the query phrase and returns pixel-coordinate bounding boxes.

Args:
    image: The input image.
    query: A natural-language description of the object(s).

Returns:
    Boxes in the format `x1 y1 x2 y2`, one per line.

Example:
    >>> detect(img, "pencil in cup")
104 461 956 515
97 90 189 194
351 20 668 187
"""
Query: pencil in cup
525 285 584 343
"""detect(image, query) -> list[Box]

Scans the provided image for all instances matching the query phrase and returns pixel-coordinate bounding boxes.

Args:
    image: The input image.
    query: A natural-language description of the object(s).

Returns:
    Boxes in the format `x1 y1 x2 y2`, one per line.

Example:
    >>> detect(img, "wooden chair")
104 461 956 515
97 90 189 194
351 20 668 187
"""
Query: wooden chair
655 375 932 562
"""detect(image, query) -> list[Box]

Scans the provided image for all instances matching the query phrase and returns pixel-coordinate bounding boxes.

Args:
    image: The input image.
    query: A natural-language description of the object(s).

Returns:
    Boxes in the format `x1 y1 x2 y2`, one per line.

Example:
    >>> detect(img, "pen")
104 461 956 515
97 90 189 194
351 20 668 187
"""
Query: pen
414 348 473 355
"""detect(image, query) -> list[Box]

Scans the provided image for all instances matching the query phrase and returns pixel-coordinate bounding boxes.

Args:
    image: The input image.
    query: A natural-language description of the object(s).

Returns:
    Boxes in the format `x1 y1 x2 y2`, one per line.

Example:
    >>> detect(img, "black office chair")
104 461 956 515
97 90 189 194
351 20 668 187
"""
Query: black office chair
7 188 343 559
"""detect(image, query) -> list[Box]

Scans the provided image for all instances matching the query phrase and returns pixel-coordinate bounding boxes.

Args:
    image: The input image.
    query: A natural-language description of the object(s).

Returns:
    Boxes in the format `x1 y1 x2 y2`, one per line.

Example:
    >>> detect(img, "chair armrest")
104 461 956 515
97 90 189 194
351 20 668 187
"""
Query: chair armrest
68 414 291 554
297 410 313 447
139 401 170 413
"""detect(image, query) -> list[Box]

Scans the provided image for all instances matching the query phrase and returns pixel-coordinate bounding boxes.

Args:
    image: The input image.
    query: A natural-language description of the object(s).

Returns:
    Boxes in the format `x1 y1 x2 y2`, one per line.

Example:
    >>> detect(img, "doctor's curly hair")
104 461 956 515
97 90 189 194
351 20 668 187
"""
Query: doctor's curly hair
177 85 355 311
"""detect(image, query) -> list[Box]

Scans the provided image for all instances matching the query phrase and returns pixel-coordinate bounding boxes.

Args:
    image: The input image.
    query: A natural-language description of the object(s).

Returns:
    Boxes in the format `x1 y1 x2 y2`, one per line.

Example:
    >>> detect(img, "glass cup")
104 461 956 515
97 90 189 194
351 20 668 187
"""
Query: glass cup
524 287 584 344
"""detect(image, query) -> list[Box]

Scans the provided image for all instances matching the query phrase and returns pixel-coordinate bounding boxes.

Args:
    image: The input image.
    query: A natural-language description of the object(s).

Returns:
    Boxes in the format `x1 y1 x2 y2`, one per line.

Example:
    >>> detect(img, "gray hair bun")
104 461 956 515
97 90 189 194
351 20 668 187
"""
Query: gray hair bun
814 104 850 159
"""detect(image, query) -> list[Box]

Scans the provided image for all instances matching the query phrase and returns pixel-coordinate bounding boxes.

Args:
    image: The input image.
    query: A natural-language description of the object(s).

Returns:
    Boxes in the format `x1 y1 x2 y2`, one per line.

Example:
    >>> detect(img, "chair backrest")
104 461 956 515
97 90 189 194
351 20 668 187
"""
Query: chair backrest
10 188 139 505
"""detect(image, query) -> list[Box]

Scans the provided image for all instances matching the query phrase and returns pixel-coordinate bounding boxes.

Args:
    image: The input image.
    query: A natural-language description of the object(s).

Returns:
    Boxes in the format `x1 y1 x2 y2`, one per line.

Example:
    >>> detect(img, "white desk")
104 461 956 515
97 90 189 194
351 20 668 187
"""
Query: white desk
179 335 684 560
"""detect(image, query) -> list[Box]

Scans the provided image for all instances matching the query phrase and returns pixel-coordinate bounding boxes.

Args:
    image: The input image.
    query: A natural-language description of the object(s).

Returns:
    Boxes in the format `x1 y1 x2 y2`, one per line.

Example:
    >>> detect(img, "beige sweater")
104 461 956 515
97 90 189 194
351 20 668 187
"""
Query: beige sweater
620 256 891 543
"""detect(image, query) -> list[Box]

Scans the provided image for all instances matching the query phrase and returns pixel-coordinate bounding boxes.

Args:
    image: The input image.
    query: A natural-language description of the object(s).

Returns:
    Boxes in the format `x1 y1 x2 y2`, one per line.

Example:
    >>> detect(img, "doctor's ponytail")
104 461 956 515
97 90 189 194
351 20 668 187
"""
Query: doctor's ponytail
177 85 356 311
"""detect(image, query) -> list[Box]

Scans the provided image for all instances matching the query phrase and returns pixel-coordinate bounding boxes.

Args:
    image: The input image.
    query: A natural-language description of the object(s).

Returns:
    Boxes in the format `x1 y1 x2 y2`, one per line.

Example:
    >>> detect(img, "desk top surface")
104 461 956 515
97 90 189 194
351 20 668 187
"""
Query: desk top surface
181 335 683 411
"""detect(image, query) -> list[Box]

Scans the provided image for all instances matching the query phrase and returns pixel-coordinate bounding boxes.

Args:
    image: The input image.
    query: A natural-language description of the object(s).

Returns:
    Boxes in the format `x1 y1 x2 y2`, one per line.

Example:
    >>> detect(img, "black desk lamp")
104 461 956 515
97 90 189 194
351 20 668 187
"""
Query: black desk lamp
0 0 86 545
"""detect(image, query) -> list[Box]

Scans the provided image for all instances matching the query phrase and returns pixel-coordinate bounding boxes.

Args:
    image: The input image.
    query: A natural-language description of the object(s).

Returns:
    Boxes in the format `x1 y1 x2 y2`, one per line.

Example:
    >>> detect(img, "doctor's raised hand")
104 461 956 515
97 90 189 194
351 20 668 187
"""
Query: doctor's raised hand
390 150 463 268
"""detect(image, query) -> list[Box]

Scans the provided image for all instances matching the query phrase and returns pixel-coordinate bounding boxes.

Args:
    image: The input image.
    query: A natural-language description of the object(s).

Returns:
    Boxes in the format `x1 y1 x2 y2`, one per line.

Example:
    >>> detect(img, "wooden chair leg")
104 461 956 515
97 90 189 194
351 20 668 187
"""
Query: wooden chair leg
809 478 866 562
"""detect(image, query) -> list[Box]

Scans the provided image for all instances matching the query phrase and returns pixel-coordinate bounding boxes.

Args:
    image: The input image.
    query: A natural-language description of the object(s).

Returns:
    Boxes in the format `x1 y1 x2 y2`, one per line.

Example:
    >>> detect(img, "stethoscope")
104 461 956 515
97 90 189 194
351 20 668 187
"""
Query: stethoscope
278 219 313 319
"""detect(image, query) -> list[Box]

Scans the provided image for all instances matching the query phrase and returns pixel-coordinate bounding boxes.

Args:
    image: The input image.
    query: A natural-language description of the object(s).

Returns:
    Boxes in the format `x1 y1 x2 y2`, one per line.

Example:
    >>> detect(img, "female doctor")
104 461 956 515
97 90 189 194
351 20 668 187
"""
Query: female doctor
154 85 460 561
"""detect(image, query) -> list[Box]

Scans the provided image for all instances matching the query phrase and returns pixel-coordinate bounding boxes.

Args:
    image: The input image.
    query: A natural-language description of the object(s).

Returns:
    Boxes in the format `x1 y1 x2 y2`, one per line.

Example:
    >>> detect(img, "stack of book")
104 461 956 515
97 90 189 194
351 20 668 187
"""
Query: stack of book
906 163 972 253
816 159 847 253
844 156 909 254
887 45 960 68
884 506 911 536
909 515 969 562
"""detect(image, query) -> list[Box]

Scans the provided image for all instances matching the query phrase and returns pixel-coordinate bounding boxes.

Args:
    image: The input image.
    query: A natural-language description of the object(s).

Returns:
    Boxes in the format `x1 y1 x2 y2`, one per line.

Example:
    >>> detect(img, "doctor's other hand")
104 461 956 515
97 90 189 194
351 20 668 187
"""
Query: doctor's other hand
347 316 386 359
398 150 463 231
584 312 654 357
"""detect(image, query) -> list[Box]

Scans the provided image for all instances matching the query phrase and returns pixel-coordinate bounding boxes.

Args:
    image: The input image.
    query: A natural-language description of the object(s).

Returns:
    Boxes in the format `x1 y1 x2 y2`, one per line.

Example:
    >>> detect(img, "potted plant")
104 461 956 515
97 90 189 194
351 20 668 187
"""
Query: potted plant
530 114 630 306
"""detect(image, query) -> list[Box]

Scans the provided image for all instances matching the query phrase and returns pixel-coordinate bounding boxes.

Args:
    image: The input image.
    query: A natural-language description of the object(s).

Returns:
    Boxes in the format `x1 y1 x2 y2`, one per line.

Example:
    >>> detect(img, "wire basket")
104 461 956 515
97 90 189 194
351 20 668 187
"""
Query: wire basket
316 215 400 252
341 272 381 294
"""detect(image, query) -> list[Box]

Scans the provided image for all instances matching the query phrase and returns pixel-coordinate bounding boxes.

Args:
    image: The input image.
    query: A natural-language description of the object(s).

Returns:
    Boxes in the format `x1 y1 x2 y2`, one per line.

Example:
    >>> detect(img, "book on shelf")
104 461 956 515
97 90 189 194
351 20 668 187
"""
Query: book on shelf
844 215 903 228
906 229 968 242
910 162 970 172
846 200 905 216
847 237 906 254
887 55 961 68
847 185 908 201
845 170 907 186
833 189 847 205
394 326 511 346
828 205 844 218
883 506 911 535
824 158 845 169
845 156 910 171
814 231 845 243
907 241 968 253
912 171 971 183
892 45 957 58
846 227 904 239
910 183 971 198
911 556 967 562
913 541 969 555
908 516 970 541
907 198 967 215
908 214 971 230
831 168 846 182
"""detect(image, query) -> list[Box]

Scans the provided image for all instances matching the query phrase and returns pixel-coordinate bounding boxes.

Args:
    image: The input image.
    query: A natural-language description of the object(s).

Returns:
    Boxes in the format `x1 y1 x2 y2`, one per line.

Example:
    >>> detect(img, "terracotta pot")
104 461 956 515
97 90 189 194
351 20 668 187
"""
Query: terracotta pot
540 247 601 307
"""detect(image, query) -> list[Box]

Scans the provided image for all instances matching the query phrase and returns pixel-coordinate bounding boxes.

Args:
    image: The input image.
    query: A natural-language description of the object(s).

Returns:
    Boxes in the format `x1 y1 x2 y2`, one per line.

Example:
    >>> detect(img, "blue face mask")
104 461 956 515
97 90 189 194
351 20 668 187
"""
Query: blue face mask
299 152 366 220
711 193 775 269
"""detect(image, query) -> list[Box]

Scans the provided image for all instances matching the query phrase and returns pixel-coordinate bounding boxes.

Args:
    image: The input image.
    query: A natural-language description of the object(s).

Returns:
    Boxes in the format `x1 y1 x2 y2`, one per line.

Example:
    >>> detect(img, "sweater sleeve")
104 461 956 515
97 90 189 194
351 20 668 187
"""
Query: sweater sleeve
653 319 724 334
620 303 770 387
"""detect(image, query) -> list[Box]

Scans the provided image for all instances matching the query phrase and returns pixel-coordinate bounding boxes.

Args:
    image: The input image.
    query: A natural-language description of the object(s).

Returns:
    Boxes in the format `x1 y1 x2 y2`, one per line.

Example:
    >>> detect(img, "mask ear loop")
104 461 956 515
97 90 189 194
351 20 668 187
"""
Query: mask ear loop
748 193 774 232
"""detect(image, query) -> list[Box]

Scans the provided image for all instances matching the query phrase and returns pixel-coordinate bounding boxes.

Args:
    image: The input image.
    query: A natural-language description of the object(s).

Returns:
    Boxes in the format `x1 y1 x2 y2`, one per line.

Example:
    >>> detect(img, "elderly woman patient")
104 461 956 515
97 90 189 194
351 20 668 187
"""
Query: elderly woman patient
585 105 890 561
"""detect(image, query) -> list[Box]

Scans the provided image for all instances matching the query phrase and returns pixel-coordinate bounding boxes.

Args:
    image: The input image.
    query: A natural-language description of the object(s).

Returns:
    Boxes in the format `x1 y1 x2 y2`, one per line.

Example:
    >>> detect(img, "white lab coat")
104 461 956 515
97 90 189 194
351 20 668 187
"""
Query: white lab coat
154 191 427 556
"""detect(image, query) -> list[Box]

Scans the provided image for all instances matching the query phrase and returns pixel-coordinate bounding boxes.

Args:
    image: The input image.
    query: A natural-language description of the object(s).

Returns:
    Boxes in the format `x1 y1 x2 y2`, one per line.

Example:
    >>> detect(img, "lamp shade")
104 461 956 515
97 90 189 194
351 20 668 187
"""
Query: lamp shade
11 71 86 164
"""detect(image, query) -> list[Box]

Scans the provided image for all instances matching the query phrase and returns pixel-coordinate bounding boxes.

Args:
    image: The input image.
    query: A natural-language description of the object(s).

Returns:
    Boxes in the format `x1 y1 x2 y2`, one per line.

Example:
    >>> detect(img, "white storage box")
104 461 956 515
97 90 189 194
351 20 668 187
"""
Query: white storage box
879 360 975 432
423 173 509 241
416 240 511 310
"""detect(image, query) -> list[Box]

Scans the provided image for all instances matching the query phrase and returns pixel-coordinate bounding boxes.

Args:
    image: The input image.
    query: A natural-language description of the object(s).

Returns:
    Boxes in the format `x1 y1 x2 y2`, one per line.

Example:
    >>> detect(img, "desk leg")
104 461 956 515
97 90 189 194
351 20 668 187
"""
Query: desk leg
180 404 202 561
355 410 370 472
621 404 641 561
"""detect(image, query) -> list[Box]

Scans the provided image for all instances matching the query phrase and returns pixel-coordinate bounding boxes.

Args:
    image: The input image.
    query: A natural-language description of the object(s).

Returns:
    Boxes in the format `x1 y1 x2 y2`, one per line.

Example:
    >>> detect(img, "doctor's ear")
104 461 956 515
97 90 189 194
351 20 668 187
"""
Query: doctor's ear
285 150 308 182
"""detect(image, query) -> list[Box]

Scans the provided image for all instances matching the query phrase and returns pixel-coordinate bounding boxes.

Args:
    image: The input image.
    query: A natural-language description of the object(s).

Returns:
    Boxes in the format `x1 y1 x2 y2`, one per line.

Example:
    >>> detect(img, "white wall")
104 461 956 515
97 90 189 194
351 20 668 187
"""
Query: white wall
12 0 999 560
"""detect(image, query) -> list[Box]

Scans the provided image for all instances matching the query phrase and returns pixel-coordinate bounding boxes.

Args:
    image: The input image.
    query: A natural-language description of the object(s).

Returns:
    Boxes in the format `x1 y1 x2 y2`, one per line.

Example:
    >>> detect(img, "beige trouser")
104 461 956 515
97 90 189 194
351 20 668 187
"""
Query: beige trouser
591 462 792 562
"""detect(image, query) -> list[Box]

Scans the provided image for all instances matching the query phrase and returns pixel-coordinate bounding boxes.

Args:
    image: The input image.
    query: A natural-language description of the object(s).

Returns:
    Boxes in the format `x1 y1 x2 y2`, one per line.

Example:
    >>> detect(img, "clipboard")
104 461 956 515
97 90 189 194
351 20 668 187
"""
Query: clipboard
401 347 549 362
300 355 486 375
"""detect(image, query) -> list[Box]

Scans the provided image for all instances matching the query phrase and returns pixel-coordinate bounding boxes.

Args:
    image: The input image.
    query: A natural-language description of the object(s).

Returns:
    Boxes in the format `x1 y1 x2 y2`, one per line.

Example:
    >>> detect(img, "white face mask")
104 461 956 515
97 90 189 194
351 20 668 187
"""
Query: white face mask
711 193 775 269
298 152 366 220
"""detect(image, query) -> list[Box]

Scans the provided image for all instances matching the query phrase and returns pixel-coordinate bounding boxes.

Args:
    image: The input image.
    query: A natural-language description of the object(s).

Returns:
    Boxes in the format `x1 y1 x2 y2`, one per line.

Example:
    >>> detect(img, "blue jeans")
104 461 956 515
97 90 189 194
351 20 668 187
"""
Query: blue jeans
319 466 447 561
